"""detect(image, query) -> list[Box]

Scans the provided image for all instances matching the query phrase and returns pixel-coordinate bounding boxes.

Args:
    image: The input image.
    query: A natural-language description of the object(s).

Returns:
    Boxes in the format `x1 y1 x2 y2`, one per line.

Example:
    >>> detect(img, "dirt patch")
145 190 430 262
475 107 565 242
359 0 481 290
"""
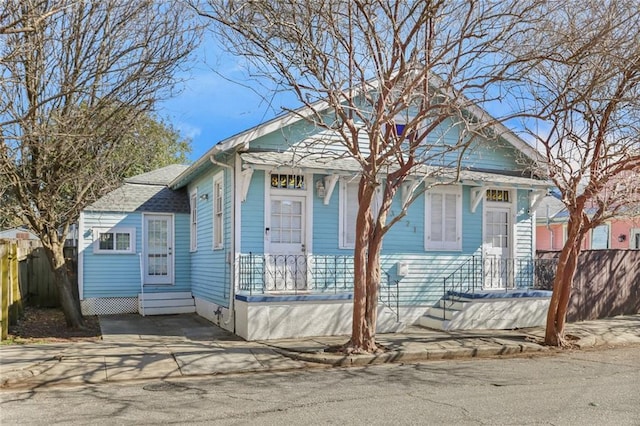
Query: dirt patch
5 306 102 344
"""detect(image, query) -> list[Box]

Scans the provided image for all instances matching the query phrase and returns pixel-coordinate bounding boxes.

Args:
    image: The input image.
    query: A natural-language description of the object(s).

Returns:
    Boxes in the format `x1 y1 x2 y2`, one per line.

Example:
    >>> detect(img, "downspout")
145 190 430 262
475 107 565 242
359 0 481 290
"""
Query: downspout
209 150 235 327
546 204 554 250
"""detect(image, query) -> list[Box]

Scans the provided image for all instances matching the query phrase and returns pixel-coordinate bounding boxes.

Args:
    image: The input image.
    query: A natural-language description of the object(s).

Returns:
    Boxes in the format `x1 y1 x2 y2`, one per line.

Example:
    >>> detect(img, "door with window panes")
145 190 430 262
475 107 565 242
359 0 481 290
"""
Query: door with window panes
143 214 173 285
266 174 307 291
483 190 512 289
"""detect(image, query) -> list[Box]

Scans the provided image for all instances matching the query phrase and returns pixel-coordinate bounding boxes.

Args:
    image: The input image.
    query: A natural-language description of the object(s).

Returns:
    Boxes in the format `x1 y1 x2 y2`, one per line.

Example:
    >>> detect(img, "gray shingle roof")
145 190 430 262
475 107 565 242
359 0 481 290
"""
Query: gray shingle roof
86 165 190 213
125 164 190 185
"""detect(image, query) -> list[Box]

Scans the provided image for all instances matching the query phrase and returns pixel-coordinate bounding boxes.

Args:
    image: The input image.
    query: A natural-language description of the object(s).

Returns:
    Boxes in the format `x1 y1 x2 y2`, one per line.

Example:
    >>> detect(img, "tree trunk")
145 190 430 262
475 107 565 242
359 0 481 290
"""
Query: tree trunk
362 228 383 352
544 213 583 346
348 182 376 353
44 243 84 328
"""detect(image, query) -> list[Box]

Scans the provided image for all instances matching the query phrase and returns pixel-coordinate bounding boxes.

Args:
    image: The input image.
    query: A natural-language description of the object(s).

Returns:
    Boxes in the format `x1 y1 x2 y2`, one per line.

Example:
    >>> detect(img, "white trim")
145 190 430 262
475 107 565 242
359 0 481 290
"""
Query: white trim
323 174 339 205
142 213 175 285
78 211 84 300
339 178 357 249
482 189 516 259
263 171 313 254
470 187 486 213
424 185 462 251
92 227 136 254
528 189 547 214
239 168 254 202
213 171 225 250
189 189 197 252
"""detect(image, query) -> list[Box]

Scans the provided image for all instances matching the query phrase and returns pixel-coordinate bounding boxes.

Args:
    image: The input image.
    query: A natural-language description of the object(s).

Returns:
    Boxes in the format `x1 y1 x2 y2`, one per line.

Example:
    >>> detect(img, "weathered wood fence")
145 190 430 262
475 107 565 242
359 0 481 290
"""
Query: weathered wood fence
536 250 640 322
0 240 23 339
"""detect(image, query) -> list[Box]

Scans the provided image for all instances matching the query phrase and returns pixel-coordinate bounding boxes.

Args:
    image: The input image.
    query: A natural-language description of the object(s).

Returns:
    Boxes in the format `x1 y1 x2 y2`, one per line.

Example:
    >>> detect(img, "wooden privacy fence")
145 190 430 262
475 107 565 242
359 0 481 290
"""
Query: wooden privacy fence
536 250 640 322
0 240 23 340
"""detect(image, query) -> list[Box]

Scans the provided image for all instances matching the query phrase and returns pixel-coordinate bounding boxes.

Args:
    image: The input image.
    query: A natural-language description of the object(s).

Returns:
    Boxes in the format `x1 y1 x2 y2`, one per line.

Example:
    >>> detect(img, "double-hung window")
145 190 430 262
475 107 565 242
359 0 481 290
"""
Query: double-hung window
425 186 461 251
190 191 197 252
213 172 224 250
93 227 135 254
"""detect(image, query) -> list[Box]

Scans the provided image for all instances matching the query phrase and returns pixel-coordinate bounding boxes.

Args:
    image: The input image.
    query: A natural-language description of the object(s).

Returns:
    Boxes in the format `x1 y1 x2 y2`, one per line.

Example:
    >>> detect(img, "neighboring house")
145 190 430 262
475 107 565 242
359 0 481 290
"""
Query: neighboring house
79 100 553 340
0 226 39 241
536 193 640 252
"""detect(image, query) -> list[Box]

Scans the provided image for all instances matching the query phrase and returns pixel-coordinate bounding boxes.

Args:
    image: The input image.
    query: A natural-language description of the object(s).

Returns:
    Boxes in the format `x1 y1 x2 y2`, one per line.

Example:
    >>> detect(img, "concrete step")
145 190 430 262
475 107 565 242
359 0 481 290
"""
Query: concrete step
140 306 196 315
438 299 467 311
138 292 195 315
419 314 452 331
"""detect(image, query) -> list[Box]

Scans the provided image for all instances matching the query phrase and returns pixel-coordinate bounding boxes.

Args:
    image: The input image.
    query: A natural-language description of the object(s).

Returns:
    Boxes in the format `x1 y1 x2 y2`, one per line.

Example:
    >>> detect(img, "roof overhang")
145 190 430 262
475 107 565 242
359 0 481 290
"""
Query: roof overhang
240 151 551 190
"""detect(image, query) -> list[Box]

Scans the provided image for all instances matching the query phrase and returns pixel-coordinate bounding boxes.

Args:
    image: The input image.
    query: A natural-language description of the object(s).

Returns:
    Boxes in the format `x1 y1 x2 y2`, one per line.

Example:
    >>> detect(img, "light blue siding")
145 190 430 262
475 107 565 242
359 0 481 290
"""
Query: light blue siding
82 211 190 298
240 170 265 253
188 165 231 307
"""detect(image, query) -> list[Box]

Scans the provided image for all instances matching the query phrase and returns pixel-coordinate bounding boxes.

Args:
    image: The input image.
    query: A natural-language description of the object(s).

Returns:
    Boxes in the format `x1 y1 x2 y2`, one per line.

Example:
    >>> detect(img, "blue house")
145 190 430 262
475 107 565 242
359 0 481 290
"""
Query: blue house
78 100 552 340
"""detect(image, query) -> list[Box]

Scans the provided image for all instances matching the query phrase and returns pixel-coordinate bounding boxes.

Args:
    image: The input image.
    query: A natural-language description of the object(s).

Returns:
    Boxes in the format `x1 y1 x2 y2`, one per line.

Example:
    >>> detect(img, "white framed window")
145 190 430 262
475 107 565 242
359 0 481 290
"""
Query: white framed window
425 186 462 251
93 227 135 254
591 224 609 249
213 172 224 250
189 190 197 252
339 178 382 249
630 228 640 250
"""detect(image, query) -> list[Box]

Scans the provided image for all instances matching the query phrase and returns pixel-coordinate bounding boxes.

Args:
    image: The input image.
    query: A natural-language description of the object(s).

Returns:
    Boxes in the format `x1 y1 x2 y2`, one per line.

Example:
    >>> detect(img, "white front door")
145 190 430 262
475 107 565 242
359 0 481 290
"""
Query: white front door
143 214 173 285
483 207 511 289
267 196 307 291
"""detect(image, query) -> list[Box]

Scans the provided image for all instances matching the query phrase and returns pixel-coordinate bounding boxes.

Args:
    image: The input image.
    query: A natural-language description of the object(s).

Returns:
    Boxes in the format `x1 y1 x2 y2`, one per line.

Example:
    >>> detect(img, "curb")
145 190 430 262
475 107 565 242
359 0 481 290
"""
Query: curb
272 342 549 367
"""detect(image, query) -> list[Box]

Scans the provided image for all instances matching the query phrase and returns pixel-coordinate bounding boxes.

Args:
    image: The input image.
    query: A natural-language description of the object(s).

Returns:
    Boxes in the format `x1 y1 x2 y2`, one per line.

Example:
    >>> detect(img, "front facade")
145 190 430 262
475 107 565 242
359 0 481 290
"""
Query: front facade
79 105 551 340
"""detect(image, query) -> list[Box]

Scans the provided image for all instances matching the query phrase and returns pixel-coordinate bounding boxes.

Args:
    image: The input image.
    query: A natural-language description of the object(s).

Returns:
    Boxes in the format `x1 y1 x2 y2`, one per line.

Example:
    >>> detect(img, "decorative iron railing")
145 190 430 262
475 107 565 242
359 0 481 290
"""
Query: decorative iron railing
441 256 552 319
239 253 355 294
238 253 398 315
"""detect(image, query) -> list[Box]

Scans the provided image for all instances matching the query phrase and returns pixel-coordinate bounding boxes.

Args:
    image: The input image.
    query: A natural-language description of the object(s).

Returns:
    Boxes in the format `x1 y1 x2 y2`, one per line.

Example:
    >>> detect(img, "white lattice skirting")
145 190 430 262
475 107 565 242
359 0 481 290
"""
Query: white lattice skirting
81 297 138 315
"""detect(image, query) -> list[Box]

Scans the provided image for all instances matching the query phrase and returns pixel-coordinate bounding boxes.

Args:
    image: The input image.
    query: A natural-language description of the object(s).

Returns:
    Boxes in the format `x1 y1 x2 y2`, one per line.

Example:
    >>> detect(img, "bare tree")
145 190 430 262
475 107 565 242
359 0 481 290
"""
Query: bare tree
0 0 200 327
517 1 640 346
199 0 546 353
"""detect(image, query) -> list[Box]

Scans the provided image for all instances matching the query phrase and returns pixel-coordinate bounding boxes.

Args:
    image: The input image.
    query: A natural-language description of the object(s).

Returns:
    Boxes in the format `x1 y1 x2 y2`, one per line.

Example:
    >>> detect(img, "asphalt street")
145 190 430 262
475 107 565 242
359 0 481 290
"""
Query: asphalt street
1 345 638 425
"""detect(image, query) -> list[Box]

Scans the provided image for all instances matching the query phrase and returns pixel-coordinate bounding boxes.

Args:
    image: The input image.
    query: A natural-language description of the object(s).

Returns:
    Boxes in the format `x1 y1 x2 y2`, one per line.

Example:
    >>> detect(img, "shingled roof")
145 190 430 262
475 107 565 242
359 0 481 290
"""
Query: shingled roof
85 164 190 213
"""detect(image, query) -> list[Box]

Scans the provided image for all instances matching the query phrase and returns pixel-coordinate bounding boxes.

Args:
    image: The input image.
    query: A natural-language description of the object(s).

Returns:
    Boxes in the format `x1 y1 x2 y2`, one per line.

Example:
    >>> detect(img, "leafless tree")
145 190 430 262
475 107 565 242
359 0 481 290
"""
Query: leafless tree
0 0 201 327
516 1 640 346
199 0 547 353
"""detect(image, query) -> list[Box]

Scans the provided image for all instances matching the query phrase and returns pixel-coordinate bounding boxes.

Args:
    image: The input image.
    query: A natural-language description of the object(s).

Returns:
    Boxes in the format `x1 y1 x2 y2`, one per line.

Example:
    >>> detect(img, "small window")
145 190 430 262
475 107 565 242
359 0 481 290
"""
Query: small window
93 227 135 254
270 173 305 190
213 172 224 250
189 191 197 252
486 189 510 203
425 186 462 251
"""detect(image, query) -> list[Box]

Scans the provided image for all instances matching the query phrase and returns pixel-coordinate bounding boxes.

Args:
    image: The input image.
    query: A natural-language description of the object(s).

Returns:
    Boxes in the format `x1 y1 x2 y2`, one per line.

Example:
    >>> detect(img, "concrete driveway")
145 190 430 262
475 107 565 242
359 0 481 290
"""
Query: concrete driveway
98 313 241 343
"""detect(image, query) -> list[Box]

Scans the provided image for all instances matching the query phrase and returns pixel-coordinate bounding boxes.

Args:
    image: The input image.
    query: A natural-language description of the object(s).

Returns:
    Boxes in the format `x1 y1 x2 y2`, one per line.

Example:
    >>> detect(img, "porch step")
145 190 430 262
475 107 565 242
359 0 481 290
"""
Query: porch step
419 291 552 331
138 292 196 315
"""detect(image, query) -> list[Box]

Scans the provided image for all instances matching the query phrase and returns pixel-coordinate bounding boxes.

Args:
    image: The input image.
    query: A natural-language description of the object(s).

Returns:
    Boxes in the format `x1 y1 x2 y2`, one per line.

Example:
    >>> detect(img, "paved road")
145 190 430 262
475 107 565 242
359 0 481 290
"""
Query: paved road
1 345 638 425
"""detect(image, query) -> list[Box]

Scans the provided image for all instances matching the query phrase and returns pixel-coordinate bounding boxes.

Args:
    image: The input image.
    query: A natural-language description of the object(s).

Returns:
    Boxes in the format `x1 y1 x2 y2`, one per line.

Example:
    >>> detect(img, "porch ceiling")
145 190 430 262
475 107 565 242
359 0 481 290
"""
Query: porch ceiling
240 151 551 189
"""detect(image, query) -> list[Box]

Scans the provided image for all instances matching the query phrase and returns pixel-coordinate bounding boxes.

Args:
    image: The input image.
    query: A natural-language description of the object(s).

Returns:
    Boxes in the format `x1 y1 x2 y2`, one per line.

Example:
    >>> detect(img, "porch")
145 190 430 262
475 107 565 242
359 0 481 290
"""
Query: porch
234 253 553 339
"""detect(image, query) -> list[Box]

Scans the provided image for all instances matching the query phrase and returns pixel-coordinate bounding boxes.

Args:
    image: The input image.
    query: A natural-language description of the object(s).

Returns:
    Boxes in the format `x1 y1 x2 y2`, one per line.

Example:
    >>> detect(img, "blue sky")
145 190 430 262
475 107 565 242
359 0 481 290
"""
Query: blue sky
158 35 298 162
159 34 544 163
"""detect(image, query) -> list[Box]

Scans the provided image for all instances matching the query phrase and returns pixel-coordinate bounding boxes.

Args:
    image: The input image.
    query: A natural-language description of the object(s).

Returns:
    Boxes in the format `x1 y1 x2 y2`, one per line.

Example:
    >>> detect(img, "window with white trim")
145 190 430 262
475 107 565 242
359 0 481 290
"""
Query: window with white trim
339 179 382 249
425 186 462 251
213 172 224 250
93 227 135 254
189 191 197 251
591 224 609 249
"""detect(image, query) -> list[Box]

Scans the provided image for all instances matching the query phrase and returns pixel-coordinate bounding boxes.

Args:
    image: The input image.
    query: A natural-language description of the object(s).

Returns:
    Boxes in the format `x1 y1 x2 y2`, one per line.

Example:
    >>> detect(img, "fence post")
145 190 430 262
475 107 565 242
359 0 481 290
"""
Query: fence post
8 243 23 324
1 243 9 340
